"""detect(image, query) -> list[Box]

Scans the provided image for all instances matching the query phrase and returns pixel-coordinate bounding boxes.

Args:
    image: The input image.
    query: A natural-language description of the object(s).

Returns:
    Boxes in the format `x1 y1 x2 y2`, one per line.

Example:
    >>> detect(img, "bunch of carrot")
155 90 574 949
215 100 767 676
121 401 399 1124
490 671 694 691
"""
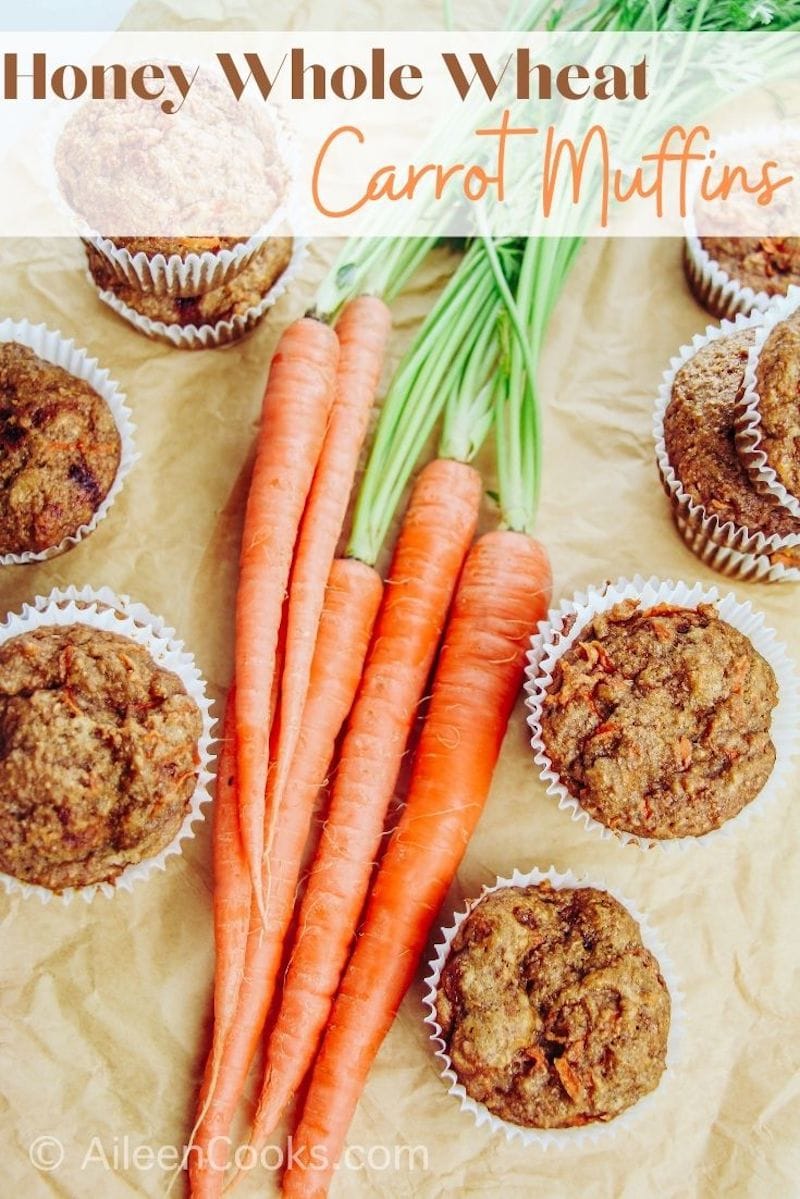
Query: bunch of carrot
184 221 566 1197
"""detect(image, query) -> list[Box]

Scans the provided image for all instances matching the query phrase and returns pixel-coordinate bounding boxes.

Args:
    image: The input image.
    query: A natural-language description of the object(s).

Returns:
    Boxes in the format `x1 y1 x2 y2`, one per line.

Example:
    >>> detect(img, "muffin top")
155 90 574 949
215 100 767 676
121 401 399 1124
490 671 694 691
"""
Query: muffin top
435 882 670 1129
753 311 800 500
105 236 246 259
0 342 122 556
87 237 294 326
538 600 778 840
700 237 800 297
55 71 286 243
664 327 800 547
0 623 202 891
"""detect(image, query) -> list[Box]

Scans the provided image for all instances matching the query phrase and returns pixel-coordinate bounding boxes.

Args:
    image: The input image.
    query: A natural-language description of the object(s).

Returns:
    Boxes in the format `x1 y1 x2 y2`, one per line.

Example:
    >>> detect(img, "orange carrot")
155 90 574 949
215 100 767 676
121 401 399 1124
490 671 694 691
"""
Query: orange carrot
267 297 391 912
246 458 482 1153
211 690 249 1051
179 692 249 1199
188 559 382 1199
236 317 339 916
281 530 552 1198
189 610 287 1199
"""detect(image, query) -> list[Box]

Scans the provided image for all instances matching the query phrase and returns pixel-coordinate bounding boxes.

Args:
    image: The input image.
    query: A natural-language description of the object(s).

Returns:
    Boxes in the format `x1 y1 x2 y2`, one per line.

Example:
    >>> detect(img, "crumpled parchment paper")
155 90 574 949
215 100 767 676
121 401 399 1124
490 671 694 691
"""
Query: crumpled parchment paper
1 3 799 1196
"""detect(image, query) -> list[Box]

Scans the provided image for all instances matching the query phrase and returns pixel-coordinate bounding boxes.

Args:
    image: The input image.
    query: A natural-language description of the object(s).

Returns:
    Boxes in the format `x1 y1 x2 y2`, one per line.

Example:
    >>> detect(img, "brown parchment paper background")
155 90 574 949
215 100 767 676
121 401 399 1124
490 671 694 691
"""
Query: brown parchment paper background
1 4 800 1197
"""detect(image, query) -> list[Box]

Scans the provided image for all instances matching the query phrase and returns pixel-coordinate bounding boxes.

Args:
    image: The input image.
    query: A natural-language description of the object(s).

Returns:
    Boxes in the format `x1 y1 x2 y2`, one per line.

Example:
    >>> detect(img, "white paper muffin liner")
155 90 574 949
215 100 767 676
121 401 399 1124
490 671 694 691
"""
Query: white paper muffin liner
682 236 778 322
0 319 137 567
422 865 684 1151
75 107 298 299
84 227 287 298
682 125 799 321
653 308 800 584
89 238 309 350
524 576 800 852
0 587 216 905
735 286 800 521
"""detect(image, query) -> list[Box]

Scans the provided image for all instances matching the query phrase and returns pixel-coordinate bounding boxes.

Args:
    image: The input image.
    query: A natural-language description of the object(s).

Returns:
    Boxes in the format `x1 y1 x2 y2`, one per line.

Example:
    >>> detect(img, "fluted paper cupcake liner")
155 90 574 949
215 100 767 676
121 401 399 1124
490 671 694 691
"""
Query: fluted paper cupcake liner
422 865 683 1151
90 238 309 350
670 508 800 582
682 236 777 322
682 125 799 321
653 307 800 583
0 587 215 905
84 227 287 298
77 108 298 298
524 576 800 851
735 286 800 521
0 319 137 567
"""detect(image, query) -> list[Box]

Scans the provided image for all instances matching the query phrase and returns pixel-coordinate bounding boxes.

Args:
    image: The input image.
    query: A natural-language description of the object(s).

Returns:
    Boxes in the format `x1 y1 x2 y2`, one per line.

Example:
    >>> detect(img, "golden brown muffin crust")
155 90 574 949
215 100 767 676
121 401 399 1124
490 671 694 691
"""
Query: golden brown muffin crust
700 237 800 297
539 601 778 840
754 312 800 500
435 883 671 1129
664 328 800 563
106 236 245 258
87 238 294 327
0 342 122 556
55 72 287 243
0 624 202 891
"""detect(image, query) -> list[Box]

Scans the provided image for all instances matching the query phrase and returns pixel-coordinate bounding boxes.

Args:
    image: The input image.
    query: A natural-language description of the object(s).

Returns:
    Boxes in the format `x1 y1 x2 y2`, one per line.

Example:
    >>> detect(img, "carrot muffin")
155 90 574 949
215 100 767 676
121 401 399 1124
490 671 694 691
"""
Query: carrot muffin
55 71 287 281
435 882 670 1128
0 624 203 891
96 236 249 260
750 310 800 501
698 238 800 301
0 342 121 557
663 327 800 567
86 238 294 328
538 600 778 840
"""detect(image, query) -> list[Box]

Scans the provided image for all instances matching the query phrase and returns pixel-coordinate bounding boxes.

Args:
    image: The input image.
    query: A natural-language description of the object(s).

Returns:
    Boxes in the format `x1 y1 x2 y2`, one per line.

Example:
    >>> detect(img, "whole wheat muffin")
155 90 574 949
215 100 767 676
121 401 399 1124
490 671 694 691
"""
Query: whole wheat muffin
0 342 121 557
55 71 286 246
86 238 294 327
752 311 800 501
699 237 800 299
663 327 800 567
435 882 671 1128
538 600 778 840
0 624 202 891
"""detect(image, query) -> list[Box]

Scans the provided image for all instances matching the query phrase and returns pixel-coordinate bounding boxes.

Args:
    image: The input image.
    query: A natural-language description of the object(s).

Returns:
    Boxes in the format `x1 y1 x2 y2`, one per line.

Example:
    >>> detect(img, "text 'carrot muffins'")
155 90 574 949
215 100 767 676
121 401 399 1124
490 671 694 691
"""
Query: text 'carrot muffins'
0 623 203 892
0 341 122 558
536 599 778 841
433 881 671 1130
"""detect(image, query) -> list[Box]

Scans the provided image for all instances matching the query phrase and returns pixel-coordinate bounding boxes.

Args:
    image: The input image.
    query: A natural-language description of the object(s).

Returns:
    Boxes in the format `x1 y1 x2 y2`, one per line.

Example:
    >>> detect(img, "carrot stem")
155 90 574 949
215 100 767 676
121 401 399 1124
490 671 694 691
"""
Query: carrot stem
347 241 510 565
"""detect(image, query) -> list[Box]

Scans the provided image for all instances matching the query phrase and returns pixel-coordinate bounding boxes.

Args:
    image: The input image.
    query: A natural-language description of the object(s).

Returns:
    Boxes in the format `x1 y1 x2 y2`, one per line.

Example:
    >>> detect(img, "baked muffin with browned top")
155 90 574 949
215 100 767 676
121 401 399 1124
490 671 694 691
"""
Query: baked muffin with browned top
699 238 800 301
435 882 670 1128
0 624 202 891
663 327 800 568
751 310 800 501
538 600 778 840
56 70 288 296
86 238 294 327
0 342 121 557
